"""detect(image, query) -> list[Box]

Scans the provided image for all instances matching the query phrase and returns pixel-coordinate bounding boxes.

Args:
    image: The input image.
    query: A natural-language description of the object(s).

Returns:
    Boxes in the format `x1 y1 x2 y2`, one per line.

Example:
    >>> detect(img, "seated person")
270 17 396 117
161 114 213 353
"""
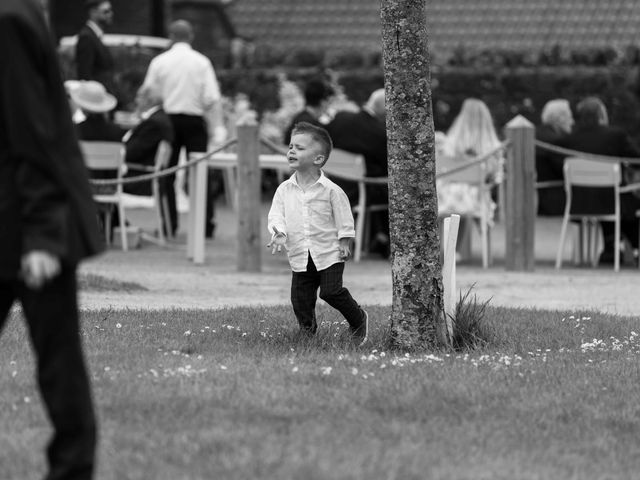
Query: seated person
535 99 573 216
68 80 125 142
122 86 174 197
325 88 389 257
556 96 640 264
283 77 334 145
68 80 126 240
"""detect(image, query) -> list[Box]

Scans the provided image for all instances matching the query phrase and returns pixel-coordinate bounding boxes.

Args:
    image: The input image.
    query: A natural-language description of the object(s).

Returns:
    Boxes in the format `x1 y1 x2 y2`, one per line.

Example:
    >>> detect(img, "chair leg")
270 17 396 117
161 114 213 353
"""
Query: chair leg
480 217 489 269
458 218 472 261
614 217 620 272
556 213 571 269
118 202 128 251
103 209 112 247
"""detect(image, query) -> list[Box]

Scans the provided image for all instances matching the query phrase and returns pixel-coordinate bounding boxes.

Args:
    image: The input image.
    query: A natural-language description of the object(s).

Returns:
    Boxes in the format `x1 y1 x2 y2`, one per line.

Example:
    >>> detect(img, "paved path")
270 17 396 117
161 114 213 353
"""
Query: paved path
78 206 640 317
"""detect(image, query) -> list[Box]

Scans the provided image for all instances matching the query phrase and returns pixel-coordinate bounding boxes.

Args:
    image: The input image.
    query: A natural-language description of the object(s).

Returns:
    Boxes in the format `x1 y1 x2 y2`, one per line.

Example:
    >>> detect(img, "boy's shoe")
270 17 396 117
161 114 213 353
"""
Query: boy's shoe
352 310 369 346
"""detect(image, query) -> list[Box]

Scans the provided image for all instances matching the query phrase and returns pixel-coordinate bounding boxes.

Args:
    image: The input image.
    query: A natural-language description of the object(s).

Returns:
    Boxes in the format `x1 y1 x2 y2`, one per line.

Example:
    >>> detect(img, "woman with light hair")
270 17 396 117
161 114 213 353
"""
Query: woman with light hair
436 98 505 260
536 98 574 216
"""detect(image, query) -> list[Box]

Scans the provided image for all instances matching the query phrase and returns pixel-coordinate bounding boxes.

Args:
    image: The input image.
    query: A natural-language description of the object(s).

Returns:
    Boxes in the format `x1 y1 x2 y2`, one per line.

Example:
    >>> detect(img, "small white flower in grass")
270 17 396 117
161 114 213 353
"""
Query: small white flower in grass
321 366 332 375
220 365 227 370
149 369 158 377
184 330 191 336
351 367 359 375
161 322 167 326
104 366 111 372
197 355 203 360
292 366 299 373
11 371 17 378
380 364 386 369
24 396 31 404
116 323 122 329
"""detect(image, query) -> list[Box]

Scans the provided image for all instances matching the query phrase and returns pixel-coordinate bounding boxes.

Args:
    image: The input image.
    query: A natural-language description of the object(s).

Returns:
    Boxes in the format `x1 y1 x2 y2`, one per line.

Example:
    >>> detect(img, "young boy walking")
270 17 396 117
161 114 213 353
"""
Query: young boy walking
267 122 369 345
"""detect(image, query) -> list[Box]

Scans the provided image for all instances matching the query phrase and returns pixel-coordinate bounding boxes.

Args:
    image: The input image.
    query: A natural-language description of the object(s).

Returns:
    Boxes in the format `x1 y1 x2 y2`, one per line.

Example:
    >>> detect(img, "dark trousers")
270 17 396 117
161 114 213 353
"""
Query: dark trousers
291 253 364 333
167 114 218 236
0 268 96 480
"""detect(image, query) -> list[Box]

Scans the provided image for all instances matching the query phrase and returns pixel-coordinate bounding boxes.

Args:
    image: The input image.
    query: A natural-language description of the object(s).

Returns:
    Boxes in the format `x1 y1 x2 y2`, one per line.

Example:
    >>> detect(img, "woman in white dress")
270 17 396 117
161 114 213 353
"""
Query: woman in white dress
436 98 505 260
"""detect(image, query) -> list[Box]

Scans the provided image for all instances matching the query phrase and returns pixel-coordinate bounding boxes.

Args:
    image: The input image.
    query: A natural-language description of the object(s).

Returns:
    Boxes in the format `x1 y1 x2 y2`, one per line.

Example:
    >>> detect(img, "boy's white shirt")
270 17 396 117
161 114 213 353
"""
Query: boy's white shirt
267 171 355 272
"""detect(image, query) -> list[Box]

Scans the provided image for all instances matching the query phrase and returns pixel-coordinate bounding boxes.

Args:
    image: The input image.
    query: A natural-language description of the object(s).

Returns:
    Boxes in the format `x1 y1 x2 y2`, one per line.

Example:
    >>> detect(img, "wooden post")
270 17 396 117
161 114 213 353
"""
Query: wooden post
236 124 261 272
504 115 536 271
442 214 460 340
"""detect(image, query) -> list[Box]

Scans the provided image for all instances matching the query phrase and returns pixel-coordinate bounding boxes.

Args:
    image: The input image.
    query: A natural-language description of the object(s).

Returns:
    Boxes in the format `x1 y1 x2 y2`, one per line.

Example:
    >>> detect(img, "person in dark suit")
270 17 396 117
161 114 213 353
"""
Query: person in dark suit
283 78 334 145
123 86 175 197
326 88 390 257
556 96 640 264
535 99 574 216
0 1 103 478
76 0 116 96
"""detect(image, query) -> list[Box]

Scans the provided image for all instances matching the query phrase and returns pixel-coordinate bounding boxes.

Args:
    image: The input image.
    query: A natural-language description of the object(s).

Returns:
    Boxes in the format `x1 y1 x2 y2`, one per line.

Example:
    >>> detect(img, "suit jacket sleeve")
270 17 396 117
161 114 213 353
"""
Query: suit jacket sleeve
0 19 72 257
125 120 163 167
76 29 95 80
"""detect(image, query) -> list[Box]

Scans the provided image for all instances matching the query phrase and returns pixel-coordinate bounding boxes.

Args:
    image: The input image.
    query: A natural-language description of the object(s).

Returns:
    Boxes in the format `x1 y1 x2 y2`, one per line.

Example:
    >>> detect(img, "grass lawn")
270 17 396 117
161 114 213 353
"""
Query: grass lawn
1 302 640 480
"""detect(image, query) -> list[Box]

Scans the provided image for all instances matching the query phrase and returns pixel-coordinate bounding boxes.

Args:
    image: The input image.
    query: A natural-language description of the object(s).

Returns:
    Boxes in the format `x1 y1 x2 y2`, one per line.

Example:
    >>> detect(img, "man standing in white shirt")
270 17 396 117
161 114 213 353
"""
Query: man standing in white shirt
142 19 227 238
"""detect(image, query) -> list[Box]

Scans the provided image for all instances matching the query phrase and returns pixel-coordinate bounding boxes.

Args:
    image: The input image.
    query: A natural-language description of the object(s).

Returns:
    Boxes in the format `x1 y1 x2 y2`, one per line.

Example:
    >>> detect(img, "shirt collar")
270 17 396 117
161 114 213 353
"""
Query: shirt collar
289 171 329 188
140 105 161 120
170 42 192 51
86 20 104 38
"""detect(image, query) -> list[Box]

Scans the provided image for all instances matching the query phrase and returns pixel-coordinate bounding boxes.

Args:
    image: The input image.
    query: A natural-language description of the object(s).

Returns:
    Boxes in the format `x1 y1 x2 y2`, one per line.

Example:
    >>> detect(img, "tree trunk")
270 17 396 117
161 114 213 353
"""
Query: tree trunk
380 0 450 349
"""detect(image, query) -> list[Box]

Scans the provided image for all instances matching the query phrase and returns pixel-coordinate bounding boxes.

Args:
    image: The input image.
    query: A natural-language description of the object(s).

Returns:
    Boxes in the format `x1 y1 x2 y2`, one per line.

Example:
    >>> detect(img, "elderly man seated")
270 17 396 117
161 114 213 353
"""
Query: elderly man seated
123 86 174 196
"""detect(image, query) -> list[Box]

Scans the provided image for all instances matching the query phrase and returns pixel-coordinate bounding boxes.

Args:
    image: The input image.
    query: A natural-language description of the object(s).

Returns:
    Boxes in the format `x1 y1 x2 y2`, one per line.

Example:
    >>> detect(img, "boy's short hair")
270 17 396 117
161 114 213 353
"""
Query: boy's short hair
291 122 333 164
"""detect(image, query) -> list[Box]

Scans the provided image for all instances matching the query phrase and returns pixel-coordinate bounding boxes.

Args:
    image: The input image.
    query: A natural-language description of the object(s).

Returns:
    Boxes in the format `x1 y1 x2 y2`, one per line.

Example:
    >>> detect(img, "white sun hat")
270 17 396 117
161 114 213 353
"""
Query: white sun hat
68 80 117 113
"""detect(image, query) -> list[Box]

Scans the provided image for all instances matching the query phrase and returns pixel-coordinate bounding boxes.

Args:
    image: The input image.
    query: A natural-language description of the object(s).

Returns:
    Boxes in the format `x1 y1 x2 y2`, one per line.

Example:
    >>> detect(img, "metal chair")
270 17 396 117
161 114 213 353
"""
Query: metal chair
436 154 494 268
323 149 388 262
121 140 173 245
556 157 621 271
80 141 128 251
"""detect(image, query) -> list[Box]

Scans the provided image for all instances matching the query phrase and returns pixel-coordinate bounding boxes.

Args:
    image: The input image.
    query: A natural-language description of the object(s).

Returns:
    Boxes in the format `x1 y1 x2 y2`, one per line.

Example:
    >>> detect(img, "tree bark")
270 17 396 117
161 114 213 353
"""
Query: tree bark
380 0 450 349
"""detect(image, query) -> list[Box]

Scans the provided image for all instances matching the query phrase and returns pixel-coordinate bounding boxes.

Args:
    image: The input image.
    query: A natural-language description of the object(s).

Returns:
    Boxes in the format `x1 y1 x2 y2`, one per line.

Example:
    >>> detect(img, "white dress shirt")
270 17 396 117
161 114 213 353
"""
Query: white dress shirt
142 42 221 116
268 172 355 272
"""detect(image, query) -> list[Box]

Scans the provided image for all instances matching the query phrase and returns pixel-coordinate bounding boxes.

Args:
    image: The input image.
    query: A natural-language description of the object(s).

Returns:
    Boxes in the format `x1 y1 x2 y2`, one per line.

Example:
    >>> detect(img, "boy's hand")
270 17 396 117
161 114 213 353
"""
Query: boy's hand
267 228 287 255
339 238 351 260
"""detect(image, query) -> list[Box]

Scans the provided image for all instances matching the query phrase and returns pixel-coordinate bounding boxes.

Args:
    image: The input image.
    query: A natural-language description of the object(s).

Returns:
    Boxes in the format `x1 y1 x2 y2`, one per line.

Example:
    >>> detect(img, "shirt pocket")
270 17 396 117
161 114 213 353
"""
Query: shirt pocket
308 198 332 223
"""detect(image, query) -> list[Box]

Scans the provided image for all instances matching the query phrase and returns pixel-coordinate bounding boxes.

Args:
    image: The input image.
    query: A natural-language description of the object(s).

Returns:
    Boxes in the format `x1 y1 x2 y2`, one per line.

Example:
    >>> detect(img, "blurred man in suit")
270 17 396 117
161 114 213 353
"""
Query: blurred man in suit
76 0 116 97
0 0 103 478
326 88 390 257
557 96 640 264
535 99 573 216
123 86 175 196
283 77 334 145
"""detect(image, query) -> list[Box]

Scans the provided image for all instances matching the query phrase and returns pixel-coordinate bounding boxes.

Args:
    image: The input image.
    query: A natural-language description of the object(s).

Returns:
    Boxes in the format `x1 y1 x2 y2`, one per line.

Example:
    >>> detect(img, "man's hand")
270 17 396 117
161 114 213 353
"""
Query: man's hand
20 251 61 290
266 228 286 255
339 238 351 260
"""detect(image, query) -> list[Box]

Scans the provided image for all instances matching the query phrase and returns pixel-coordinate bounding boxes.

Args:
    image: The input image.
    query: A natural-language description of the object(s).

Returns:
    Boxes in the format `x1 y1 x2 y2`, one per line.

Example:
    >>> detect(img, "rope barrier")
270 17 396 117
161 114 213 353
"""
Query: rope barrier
535 140 640 165
91 134 512 187
89 138 238 186
435 140 510 179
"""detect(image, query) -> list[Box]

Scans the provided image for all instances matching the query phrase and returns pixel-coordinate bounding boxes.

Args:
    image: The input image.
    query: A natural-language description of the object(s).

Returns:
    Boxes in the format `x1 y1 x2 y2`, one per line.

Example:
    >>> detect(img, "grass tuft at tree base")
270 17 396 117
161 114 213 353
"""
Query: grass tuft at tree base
450 286 495 351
